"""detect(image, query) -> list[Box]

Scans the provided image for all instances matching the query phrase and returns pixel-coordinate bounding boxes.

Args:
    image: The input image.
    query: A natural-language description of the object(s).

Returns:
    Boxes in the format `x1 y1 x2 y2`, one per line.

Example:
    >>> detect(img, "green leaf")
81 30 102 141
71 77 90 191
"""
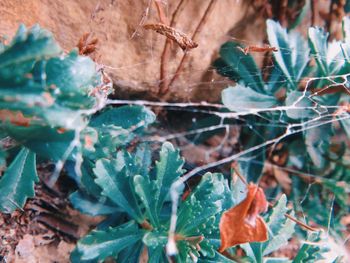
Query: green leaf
117 241 144 263
267 20 309 87
222 85 277 112
0 147 38 213
242 195 295 262
90 105 156 129
177 173 225 236
69 190 119 216
304 122 332 169
46 52 95 95
285 91 316 120
154 142 185 212
293 232 329 262
308 27 344 76
289 0 310 30
343 16 350 44
0 24 61 85
142 231 168 249
198 251 237 263
94 159 143 222
308 27 328 75
214 42 264 92
262 195 295 256
264 258 291 263
134 175 159 226
72 221 143 262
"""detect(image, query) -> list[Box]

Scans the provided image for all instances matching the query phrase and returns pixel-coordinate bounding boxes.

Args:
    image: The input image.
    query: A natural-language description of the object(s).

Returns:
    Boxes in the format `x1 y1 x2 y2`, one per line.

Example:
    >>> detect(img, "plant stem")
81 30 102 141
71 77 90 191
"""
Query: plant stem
165 0 217 95
284 213 319 232
159 0 187 95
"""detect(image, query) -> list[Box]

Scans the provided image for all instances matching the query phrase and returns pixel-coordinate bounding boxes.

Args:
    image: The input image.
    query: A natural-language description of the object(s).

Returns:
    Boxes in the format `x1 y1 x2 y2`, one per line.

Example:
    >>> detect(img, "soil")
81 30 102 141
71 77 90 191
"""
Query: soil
0 166 102 263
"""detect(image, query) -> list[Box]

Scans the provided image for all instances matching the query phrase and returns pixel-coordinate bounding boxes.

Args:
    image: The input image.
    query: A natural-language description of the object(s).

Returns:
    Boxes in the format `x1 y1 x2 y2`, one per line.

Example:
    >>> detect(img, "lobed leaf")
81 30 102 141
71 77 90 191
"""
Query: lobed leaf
72 221 143 262
0 147 38 213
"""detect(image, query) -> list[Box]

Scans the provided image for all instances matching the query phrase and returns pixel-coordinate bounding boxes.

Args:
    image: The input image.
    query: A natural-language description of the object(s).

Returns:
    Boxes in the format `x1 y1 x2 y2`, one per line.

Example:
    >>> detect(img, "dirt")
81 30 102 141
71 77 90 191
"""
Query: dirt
0 169 102 263
0 0 266 102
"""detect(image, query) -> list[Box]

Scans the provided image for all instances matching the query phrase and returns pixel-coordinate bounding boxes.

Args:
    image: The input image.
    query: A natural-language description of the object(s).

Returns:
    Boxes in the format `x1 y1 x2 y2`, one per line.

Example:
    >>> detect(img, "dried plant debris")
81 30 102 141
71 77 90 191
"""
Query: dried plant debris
144 23 198 51
77 32 99 56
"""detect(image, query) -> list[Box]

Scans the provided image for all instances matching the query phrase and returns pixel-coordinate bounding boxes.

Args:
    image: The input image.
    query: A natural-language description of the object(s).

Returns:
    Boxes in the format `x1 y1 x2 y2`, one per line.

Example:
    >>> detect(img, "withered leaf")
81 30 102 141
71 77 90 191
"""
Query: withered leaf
219 183 268 252
143 23 198 51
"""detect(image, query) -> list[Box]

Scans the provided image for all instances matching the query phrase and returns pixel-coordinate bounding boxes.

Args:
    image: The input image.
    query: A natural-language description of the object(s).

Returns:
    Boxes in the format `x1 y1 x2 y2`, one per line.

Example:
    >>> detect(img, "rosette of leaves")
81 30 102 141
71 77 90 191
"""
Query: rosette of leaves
72 143 332 262
0 25 155 213
71 142 234 262
214 18 350 229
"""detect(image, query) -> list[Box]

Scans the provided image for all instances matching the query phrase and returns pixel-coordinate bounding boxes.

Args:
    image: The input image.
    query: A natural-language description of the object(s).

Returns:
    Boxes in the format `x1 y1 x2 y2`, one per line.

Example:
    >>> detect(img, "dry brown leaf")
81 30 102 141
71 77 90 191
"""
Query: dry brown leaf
219 183 268 252
143 23 198 51
237 45 278 55
77 32 98 56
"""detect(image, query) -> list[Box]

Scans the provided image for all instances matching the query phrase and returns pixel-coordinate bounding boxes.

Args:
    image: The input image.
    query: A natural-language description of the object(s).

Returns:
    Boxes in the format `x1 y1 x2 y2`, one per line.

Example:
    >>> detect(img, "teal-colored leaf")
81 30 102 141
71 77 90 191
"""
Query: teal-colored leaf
285 91 316 120
0 24 61 85
90 105 156 129
0 147 38 213
0 148 5 168
293 232 329 262
72 221 143 262
264 258 291 263
46 51 95 95
343 16 350 44
213 42 264 92
177 173 226 236
308 27 328 75
69 190 119 216
142 231 168 249
222 85 277 112
308 27 344 75
134 175 159 226
267 20 309 87
154 142 185 212
94 159 143 222
304 122 332 169
198 251 237 262
147 246 167 263
262 195 295 256
117 241 144 263
289 0 310 30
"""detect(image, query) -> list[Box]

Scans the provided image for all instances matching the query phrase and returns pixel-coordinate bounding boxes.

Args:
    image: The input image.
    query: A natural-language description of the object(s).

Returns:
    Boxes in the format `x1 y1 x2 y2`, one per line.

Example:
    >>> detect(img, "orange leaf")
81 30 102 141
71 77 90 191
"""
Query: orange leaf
219 183 268 252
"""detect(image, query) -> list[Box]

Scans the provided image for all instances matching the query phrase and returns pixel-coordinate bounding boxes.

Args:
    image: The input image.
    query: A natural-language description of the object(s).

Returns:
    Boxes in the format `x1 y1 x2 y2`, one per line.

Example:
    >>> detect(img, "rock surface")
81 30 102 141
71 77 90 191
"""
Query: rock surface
0 1 263 102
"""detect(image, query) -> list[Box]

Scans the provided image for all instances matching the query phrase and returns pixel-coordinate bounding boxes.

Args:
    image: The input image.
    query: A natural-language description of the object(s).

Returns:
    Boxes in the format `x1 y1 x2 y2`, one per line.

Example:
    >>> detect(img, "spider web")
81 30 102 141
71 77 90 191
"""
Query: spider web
45 0 350 258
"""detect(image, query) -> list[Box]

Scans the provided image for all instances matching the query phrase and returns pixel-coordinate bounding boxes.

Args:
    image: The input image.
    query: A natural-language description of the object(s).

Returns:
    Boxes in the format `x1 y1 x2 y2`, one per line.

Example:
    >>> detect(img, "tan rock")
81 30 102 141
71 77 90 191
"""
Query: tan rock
0 0 265 102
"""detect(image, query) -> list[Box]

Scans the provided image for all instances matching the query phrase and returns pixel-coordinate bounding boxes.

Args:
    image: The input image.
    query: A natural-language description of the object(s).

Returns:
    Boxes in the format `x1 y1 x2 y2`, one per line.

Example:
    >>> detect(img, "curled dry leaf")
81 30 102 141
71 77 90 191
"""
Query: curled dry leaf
77 33 99 56
237 45 278 55
219 183 268 252
143 23 198 51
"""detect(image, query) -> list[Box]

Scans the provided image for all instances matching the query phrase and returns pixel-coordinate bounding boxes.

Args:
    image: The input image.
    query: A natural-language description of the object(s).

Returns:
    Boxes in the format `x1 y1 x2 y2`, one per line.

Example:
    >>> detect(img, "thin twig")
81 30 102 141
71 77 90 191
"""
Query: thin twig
159 0 187 95
284 213 319 232
231 165 248 186
166 0 217 94
154 0 168 24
